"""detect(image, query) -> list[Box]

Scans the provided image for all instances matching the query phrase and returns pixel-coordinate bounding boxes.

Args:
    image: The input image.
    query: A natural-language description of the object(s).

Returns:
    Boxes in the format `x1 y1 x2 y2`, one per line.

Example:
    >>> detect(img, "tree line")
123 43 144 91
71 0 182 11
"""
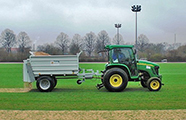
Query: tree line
0 28 185 62
136 34 186 62
0 29 31 61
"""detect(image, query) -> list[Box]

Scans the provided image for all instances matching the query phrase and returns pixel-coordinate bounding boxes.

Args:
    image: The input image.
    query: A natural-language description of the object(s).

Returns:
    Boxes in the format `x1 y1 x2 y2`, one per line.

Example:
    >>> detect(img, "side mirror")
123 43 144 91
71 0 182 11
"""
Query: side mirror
133 49 137 55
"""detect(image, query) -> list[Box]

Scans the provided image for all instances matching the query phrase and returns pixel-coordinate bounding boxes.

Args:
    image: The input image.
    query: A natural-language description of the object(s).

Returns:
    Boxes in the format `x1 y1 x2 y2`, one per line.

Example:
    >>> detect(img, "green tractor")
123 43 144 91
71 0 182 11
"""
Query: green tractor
97 45 163 92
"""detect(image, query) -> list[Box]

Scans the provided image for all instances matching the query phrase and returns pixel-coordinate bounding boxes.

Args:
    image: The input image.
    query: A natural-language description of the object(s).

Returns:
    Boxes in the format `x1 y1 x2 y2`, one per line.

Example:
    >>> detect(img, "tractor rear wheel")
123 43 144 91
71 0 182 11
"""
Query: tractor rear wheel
147 77 162 91
36 76 55 92
103 68 128 92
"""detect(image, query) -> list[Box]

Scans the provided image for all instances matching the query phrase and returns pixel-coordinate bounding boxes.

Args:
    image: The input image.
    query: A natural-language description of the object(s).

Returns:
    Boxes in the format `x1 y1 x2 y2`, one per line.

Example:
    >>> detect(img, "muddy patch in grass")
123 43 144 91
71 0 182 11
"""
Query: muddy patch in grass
0 88 31 93
0 110 185 120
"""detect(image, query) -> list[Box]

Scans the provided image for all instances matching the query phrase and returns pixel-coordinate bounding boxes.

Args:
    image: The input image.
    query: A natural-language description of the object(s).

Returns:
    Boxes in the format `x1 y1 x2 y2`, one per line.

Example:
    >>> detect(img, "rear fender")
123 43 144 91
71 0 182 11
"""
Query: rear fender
106 64 132 79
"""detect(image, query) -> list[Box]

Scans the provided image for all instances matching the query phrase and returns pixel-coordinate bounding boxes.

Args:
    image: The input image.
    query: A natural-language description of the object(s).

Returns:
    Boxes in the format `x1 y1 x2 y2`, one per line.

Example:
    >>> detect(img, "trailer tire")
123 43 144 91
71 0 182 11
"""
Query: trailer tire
147 77 162 91
53 77 57 88
103 68 128 92
36 76 55 92
77 80 82 84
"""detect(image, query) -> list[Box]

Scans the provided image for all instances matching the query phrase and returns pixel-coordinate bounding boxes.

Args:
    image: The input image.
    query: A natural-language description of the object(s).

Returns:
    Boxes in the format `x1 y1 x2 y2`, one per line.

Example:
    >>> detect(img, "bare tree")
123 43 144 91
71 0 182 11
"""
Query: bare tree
69 34 83 54
55 32 69 54
96 30 110 52
137 34 149 52
17 32 32 53
112 34 124 45
177 45 186 57
0 29 16 53
84 32 96 56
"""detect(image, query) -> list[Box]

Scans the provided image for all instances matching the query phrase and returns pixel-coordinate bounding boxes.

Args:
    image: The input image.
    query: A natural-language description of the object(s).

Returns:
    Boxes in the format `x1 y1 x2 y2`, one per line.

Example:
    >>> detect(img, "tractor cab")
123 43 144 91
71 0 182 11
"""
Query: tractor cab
105 45 138 77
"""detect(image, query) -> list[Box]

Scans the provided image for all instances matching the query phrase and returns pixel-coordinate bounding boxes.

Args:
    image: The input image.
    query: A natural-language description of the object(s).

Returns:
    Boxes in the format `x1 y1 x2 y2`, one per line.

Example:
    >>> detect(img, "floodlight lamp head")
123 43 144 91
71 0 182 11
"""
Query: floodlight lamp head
131 5 141 12
115 24 121 28
137 5 141 11
131 5 136 12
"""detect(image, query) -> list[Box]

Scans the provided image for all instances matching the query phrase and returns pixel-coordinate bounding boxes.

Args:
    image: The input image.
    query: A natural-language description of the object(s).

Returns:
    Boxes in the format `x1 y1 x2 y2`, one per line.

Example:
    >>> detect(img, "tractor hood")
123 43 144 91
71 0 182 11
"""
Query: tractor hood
137 60 159 67
137 60 161 78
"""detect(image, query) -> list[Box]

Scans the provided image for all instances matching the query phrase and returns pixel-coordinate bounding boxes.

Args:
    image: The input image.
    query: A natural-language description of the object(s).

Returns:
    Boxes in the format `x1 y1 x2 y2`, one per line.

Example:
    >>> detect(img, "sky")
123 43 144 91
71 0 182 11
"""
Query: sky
0 0 186 46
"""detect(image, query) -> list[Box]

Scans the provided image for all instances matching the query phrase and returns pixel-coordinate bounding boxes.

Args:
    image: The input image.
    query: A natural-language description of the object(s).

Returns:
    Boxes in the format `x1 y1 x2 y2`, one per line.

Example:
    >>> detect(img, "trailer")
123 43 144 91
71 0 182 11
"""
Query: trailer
23 52 100 92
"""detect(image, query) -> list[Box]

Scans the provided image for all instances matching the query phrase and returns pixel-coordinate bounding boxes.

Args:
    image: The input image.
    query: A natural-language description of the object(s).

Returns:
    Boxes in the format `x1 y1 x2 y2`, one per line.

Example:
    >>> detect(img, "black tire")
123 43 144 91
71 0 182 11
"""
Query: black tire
36 76 55 92
77 80 82 84
53 77 57 88
140 72 150 88
103 68 128 92
147 77 162 91
141 80 147 88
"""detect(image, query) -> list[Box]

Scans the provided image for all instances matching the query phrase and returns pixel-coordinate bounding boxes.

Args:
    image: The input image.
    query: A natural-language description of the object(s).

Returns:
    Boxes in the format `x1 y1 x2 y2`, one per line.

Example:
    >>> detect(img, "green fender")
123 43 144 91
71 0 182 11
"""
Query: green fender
105 63 133 79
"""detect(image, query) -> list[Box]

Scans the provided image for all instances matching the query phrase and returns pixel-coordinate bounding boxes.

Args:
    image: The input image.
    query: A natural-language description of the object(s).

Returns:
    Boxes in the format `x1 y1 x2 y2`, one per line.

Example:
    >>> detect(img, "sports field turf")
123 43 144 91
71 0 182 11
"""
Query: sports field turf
0 63 185 110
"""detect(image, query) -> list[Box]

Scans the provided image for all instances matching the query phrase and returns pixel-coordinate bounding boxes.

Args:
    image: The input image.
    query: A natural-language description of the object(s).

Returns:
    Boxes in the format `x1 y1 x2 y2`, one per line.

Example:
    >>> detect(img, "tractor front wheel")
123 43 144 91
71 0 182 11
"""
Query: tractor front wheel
140 72 150 88
103 68 128 92
147 77 162 91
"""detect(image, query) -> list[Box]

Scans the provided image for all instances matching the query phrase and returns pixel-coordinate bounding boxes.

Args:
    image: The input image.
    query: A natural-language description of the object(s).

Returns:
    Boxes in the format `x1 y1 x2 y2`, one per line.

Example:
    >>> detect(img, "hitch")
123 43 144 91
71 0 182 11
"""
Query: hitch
96 83 104 90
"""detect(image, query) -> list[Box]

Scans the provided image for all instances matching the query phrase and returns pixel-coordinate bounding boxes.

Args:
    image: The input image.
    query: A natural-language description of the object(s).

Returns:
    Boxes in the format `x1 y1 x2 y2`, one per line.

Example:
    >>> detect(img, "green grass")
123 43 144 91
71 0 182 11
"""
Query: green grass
0 63 23 88
0 63 186 110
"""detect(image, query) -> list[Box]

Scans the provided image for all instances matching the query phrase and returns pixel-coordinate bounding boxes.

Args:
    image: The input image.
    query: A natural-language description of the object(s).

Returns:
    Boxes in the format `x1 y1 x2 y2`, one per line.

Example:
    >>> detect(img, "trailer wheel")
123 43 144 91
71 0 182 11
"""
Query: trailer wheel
147 77 162 91
103 68 128 92
36 76 55 92
53 77 57 88
77 80 82 84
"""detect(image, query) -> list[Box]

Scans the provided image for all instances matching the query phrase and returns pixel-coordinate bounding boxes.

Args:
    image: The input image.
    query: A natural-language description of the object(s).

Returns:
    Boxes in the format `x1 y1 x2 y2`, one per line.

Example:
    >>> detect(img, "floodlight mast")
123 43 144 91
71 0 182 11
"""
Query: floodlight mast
131 5 141 49
115 24 121 44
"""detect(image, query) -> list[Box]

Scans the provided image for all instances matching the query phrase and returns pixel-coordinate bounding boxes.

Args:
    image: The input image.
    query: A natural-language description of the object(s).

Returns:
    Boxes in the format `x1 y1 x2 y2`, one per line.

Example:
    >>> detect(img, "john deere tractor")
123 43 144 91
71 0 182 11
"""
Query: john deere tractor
97 45 163 92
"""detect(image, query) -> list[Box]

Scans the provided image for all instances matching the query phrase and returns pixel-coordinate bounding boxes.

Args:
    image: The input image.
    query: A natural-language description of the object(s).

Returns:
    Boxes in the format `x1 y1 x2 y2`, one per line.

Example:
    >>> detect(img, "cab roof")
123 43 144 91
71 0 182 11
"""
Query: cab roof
105 45 134 49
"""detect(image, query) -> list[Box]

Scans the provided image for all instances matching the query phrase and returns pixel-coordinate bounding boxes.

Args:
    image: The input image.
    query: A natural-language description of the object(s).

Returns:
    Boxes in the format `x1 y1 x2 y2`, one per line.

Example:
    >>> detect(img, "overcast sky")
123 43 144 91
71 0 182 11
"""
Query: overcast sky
0 0 185 46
